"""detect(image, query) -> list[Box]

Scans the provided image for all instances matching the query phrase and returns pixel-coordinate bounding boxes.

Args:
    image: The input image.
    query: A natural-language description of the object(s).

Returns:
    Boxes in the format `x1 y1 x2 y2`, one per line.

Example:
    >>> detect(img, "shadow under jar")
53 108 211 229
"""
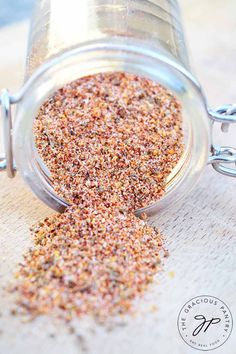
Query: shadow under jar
3 0 232 217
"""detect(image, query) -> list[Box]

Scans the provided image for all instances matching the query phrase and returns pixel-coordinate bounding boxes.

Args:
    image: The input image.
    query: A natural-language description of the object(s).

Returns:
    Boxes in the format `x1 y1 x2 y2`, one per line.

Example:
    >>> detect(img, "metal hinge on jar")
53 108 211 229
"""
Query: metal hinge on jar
0 89 16 178
208 104 236 177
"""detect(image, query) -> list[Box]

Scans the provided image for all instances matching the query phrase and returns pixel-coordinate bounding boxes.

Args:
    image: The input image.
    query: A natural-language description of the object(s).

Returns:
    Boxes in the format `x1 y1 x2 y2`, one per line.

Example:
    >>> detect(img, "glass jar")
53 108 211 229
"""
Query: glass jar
1 0 236 216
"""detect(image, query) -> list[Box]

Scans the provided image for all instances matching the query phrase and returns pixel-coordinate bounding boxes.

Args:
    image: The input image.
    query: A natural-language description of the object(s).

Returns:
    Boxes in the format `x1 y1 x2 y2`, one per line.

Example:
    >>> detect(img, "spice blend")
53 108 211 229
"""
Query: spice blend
12 72 184 320
15 204 163 320
34 72 183 211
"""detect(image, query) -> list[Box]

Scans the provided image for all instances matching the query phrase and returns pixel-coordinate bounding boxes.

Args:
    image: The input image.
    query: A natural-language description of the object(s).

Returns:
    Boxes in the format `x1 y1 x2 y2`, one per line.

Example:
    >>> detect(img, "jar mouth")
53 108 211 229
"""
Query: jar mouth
13 38 210 215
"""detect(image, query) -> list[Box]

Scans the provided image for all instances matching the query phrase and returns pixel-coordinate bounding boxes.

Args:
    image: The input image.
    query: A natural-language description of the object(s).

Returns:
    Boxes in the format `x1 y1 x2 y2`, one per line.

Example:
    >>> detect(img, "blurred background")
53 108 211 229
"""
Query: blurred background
0 0 35 27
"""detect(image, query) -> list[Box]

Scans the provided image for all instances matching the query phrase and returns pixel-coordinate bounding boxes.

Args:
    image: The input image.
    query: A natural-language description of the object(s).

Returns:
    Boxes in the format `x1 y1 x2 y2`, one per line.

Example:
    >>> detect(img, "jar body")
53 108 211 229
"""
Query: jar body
26 0 189 76
14 0 210 215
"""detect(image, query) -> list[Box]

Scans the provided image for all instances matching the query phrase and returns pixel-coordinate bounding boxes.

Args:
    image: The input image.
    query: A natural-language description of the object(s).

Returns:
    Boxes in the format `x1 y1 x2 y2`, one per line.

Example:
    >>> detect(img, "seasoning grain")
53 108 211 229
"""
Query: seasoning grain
34 72 183 211
14 204 163 320
12 72 184 321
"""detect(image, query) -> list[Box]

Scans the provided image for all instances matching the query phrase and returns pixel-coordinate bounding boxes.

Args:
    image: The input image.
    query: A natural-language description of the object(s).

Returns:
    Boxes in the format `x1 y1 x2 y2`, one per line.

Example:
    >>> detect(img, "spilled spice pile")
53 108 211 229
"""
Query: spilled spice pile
15 204 163 320
12 72 184 320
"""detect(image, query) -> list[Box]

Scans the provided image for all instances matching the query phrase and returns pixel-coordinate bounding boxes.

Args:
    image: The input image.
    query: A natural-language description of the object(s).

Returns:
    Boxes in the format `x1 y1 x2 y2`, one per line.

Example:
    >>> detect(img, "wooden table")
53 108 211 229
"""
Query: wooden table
0 1 236 353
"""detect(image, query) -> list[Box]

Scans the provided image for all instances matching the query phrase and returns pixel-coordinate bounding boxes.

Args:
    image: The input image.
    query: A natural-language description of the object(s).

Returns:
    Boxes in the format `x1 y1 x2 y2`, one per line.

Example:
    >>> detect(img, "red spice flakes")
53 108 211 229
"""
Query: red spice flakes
14 203 163 320
34 72 183 212
12 72 184 321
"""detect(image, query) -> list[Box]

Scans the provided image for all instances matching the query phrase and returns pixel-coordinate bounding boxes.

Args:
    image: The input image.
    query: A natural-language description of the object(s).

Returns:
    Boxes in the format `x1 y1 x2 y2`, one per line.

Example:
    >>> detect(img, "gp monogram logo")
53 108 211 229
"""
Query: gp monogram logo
177 295 233 351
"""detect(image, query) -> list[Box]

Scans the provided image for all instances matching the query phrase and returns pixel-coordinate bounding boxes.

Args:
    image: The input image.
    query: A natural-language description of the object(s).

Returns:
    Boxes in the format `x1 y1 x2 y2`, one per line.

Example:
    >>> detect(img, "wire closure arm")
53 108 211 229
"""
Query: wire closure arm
0 89 16 178
208 104 236 177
